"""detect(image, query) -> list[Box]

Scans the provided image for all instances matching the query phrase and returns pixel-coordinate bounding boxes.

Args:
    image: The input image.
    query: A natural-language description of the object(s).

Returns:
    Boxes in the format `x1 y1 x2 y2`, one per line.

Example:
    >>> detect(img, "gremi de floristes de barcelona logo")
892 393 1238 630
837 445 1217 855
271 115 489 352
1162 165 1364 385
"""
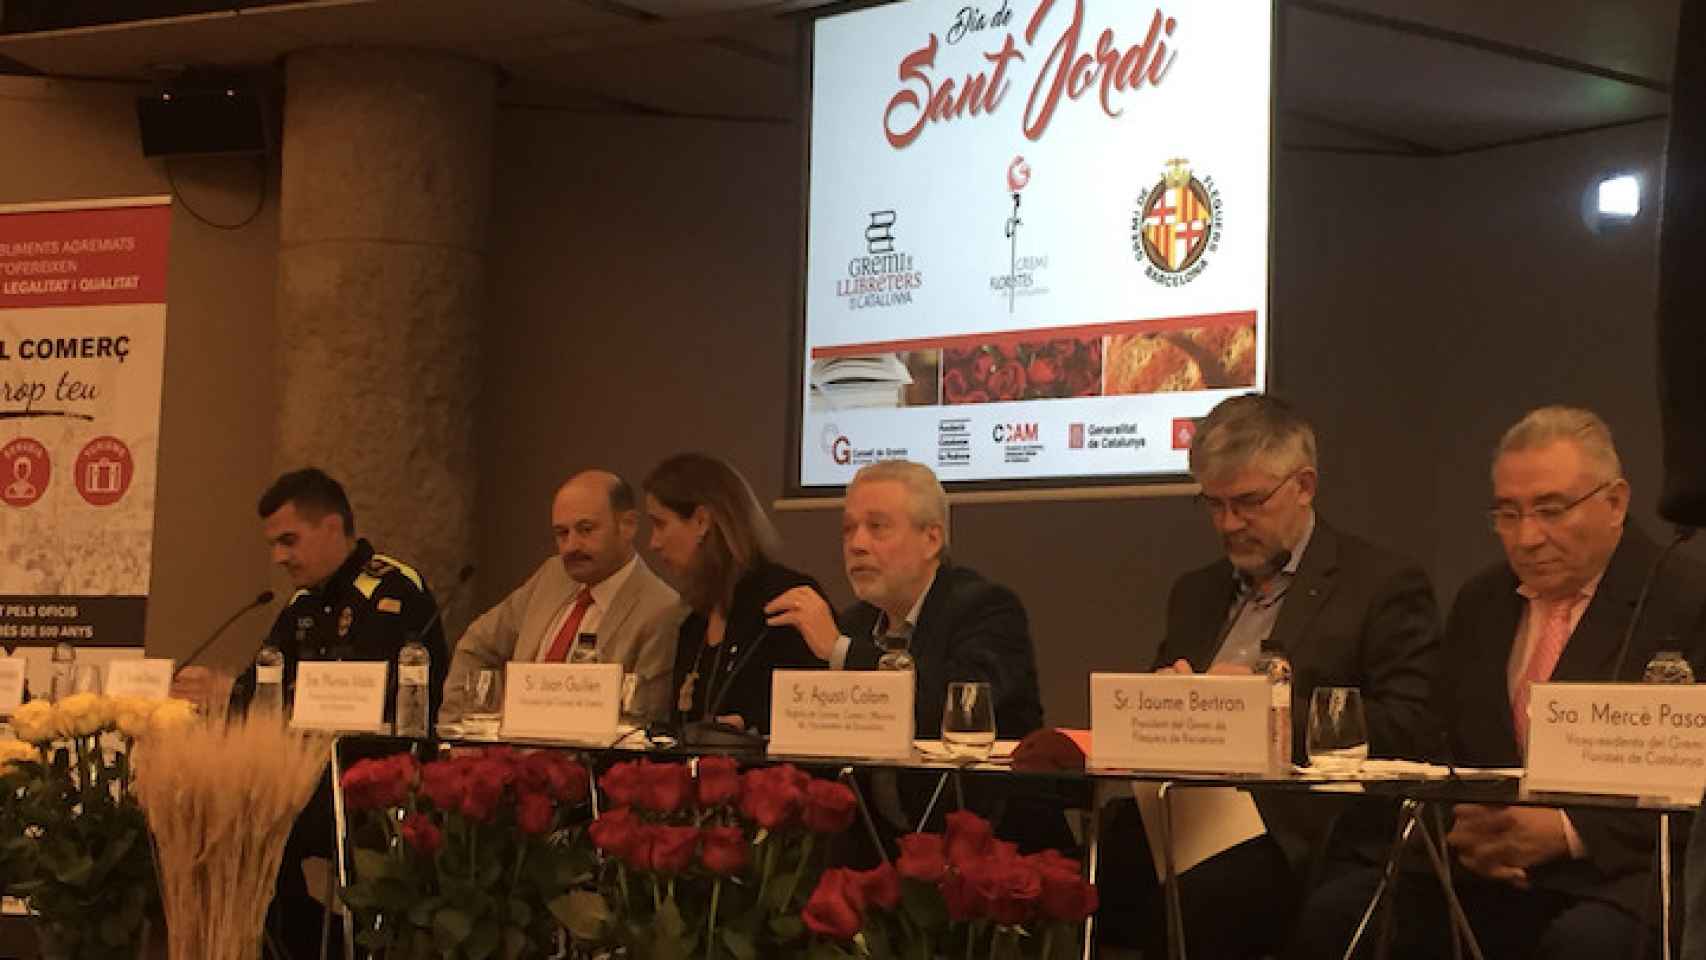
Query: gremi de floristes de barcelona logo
1132 157 1222 287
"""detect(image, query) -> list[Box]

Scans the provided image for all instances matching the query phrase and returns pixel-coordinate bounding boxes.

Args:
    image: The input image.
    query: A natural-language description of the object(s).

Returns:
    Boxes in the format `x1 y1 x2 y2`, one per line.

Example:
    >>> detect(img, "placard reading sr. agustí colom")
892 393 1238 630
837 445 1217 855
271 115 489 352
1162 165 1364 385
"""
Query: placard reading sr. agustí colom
800 0 1272 487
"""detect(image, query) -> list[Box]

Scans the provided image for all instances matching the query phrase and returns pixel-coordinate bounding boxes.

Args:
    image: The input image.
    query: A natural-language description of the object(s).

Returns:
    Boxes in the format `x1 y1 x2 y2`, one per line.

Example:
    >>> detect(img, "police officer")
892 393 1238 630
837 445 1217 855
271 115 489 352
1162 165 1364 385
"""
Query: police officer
237 467 448 718
175 467 448 960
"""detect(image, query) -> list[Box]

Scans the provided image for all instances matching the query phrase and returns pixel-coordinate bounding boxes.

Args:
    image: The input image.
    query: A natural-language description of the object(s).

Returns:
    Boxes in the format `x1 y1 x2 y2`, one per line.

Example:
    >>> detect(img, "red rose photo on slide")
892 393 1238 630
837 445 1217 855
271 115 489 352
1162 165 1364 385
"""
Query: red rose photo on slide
942 336 1102 405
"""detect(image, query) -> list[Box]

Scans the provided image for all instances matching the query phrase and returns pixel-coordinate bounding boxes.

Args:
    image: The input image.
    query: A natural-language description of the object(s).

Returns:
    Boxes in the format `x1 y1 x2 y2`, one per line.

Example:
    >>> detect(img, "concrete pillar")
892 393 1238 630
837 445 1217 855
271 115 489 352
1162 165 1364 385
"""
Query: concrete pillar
275 48 496 601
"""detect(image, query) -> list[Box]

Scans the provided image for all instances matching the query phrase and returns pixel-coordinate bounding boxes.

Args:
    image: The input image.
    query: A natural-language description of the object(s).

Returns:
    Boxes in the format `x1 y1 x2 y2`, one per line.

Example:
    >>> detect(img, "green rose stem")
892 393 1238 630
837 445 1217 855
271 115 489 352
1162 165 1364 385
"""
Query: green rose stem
756 839 777 908
779 834 814 909
706 878 722 960
651 875 663 912
1039 926 1053 960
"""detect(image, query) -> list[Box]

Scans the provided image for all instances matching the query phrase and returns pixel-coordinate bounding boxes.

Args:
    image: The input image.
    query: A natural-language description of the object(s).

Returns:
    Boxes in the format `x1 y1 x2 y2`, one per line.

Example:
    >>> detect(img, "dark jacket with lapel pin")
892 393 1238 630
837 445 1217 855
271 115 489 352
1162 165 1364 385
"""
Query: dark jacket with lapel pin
1158 519 1441 867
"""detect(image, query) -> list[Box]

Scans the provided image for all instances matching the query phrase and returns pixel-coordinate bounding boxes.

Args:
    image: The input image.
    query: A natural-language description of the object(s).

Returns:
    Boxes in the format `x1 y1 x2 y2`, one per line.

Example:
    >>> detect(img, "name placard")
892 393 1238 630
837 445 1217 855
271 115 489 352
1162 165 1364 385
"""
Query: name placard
1525 682 1706 801
0 659 23 715
501 663 623 744
1089 673 1269 773
291 661 390 733
769 670 915 761
105 658 174 700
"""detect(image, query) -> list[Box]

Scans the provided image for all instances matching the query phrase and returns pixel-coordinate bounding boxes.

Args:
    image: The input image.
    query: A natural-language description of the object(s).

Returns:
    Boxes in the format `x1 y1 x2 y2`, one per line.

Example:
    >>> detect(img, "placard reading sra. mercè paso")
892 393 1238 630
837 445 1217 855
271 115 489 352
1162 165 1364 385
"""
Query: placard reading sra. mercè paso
769 670 915 760
1089 673 1269 773
1524 682 1706 801
799 0 1273 487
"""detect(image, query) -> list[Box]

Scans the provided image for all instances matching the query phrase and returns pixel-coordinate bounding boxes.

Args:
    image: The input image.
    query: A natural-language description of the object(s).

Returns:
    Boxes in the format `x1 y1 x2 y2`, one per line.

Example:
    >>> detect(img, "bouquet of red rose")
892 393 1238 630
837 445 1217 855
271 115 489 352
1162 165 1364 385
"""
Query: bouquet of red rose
340 747 594 959
942 338 1102 405
802 810 1097 960
563 757 861 960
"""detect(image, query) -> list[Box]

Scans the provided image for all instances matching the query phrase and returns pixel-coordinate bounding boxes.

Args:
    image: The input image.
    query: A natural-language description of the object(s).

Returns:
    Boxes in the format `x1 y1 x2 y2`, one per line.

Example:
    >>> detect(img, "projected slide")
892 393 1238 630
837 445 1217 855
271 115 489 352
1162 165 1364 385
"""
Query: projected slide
799 0 1272 488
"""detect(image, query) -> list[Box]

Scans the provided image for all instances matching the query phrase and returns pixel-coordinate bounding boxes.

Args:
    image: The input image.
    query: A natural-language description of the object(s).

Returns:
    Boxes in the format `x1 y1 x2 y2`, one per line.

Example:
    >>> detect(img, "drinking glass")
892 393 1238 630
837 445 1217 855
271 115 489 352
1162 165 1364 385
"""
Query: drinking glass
461 667 503 739
877 634 915 672
941 681 996 761
1307 686 1369 775
71 663 103 695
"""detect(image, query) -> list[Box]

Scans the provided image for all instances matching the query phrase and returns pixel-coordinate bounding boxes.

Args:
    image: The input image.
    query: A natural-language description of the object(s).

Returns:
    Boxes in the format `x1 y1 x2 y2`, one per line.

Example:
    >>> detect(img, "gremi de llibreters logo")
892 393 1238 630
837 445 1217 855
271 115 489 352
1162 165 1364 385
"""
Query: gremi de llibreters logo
836 210 924 310
991 156 1049 310
1132 158 1222 287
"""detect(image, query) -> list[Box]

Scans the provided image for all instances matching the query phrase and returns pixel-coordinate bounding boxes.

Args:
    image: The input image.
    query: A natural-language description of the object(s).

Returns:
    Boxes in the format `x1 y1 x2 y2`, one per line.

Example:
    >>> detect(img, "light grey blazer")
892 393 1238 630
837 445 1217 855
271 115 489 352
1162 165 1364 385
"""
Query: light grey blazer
444 555 685 722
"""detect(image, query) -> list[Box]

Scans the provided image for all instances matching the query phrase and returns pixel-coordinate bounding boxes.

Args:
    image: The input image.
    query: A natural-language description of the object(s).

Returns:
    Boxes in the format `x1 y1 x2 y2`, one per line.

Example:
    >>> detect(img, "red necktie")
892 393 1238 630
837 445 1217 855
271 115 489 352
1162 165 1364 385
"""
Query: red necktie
1512 600 1574 751
542 592 594 663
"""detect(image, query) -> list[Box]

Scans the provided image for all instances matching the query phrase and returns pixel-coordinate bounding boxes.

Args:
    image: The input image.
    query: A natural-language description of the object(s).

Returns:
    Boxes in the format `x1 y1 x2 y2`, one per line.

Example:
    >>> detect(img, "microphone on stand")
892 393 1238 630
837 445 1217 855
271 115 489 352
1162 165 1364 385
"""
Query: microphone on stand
177 590 275 671
1611 526 1698 681
412 564 476 643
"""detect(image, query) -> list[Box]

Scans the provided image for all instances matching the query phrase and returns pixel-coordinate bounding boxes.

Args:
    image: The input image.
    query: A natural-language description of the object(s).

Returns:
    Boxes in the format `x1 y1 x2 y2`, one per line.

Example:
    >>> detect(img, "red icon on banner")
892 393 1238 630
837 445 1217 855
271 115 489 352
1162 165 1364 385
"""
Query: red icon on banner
74 436 133 506
1171 418 1199 451
0 438 49 508
1068 423 1085 449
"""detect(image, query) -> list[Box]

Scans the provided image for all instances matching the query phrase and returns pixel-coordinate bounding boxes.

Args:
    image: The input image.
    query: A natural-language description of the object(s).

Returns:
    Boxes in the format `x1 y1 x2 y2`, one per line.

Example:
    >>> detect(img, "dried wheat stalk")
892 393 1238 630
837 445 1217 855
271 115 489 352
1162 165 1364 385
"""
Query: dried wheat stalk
133 716 331 960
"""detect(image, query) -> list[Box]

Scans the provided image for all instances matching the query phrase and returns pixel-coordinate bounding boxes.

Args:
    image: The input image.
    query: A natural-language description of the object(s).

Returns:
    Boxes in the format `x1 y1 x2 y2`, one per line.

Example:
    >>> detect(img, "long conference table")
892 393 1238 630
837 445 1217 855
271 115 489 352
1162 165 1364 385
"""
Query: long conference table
326 732 1696 960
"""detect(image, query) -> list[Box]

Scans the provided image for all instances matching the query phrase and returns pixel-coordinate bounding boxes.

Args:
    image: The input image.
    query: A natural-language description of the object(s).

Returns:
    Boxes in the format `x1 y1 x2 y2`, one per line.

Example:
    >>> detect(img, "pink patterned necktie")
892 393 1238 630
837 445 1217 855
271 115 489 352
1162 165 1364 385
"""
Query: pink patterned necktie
1512 599 1575 752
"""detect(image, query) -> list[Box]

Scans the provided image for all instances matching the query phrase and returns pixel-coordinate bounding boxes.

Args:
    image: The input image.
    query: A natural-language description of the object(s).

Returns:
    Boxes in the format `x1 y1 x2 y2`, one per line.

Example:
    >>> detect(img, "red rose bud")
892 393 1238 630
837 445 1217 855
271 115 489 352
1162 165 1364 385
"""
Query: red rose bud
941 870 983 922
739 766 808 830
588 806 643 863
517 751 590 804
972 351 996 381
461 772 504 823
600 759 646 808
637 761 694 814
419 760 468 813
1039 873 1098 924
802 869 865 941
977 858 1041 926
943 368 969 404
399 812 442 857
855 862 900 910
1024 849 1081 879
988 362 1027 401
516 790 555 835
896 833 948 884
696 756 742 807
802 779 857 834
1027 354 1059 388
699 825 749 876
648 824 701 874
340 758 403 812
945 811 994 868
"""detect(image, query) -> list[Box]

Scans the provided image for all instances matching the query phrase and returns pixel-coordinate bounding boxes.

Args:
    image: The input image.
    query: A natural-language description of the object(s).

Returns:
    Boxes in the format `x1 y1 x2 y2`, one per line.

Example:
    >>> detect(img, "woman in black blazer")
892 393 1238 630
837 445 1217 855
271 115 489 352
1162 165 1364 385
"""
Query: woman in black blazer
642 453 828 734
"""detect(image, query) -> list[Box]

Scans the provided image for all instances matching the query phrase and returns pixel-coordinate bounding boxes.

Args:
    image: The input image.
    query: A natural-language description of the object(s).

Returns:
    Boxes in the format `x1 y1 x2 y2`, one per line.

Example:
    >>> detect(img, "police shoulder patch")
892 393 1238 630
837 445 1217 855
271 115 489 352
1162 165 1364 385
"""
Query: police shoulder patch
371 552 425 592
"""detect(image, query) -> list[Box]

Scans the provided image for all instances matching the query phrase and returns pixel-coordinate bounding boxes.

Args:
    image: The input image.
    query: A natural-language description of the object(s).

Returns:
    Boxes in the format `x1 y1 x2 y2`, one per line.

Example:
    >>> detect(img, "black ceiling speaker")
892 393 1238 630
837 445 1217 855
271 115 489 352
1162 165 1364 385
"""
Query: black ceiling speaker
135 82 268 158
1658 0 1706 526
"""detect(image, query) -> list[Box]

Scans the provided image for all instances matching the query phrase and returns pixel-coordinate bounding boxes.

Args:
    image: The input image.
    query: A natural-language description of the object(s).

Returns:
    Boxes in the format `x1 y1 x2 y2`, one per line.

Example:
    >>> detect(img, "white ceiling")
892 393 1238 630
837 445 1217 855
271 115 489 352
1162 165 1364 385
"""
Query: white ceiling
0 0 1680 153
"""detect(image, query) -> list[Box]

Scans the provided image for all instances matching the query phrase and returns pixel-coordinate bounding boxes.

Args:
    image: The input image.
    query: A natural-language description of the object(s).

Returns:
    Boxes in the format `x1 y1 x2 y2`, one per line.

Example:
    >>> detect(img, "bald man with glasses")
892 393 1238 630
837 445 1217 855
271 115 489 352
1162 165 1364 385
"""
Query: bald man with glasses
1294 405 1706 959
1098 394 1441 959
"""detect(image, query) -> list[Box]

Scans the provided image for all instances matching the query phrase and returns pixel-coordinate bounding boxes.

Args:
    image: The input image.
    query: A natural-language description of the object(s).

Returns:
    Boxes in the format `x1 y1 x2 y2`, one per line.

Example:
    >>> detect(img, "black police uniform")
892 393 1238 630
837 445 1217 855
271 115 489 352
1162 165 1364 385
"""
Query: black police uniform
237 538 448 960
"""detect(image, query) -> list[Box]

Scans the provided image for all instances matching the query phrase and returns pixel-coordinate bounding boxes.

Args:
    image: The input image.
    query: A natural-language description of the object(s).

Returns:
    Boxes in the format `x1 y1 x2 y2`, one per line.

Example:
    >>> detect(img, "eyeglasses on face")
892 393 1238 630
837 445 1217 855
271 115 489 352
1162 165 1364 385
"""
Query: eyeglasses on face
1487 479 1616 532
1196 471 1300 520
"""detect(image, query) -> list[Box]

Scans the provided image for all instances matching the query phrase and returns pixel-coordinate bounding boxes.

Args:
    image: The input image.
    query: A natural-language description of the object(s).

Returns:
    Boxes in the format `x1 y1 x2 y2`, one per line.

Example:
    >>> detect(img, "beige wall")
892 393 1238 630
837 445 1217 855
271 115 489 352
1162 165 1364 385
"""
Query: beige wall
0 77 280 673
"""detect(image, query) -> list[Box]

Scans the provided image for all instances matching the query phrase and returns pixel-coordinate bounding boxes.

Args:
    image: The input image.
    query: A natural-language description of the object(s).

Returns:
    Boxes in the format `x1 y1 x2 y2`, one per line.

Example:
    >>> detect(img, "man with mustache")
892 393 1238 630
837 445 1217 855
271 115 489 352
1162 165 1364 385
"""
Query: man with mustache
1101 394 1441 959
446 470 683 721
1295 406 1706 959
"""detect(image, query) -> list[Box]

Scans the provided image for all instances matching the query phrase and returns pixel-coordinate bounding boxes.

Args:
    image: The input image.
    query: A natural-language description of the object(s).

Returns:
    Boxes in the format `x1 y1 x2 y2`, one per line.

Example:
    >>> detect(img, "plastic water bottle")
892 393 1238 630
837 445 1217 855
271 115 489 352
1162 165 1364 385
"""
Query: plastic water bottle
1256 651 1294 773
253 639 286 715
394 634 431 738
48 642 75 702
1644 649 1695 685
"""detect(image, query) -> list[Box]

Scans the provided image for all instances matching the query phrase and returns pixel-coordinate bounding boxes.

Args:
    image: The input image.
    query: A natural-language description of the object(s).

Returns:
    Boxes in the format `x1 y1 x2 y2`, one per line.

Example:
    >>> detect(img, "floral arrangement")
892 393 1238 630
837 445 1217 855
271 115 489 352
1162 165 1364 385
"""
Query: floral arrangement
943 339 1102 405
134 712 330 960
800 811 1098 960
0 694 197 960
566 758 862 960
340 746 594 959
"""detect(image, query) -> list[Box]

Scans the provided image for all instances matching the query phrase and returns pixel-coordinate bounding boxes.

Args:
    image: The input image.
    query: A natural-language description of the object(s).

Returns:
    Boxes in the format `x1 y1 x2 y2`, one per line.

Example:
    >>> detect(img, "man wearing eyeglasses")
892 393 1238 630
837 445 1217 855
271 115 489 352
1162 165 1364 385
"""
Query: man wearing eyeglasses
1099 393 1441 959
1294 406 1706 959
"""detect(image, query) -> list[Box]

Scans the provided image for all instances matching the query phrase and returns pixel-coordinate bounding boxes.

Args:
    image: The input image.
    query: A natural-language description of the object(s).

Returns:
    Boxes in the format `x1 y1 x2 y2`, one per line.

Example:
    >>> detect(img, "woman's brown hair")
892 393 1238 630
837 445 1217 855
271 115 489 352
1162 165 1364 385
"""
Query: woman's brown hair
643 453 781 613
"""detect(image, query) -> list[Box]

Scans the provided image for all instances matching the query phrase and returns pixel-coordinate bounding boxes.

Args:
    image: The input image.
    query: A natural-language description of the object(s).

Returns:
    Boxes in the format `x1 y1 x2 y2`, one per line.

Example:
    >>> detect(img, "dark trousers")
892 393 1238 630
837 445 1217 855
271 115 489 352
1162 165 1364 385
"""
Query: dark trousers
1290 862 1651 960
1098 798 1297 960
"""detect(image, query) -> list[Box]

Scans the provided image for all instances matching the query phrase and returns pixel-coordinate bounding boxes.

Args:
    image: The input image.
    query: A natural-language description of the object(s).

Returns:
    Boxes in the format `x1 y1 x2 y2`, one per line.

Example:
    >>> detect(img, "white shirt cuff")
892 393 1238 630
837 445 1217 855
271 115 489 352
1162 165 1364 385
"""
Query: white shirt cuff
1559 809 1586 859
830 634 852 670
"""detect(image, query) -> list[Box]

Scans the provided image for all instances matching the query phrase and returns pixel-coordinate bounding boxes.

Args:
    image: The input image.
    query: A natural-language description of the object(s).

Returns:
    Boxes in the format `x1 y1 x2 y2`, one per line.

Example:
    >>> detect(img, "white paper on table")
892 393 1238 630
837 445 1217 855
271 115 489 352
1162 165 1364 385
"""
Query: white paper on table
1131 783 1267 879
